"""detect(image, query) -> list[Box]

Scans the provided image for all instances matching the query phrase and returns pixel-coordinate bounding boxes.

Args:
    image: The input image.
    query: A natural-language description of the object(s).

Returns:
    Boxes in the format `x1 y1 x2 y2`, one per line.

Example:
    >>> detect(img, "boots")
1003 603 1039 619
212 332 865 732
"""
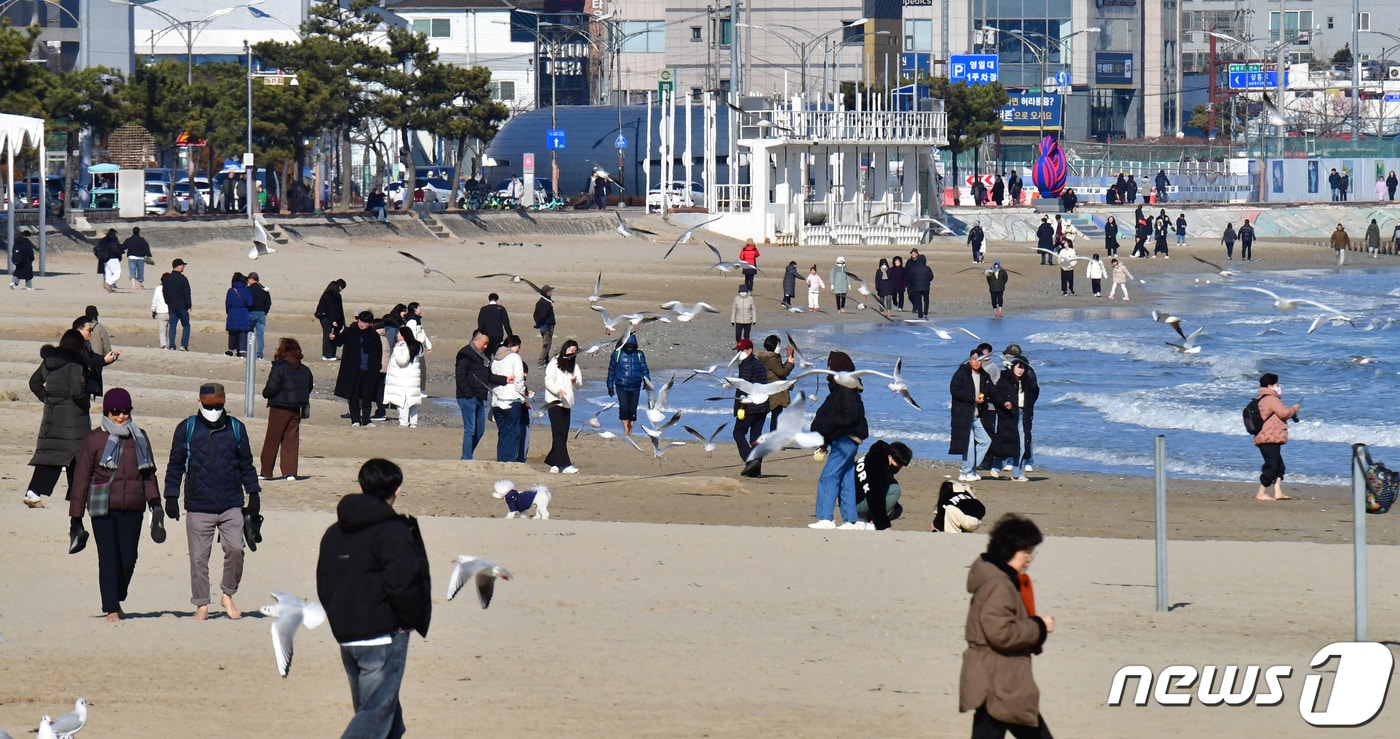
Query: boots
742 461 762 478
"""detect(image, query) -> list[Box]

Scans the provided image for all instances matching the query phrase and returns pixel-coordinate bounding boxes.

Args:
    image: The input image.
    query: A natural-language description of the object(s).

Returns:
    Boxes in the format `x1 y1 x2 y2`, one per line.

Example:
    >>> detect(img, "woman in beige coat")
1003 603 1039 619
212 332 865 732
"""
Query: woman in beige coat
730 284 756 343
1253 372 1300 501
960 513 1054 738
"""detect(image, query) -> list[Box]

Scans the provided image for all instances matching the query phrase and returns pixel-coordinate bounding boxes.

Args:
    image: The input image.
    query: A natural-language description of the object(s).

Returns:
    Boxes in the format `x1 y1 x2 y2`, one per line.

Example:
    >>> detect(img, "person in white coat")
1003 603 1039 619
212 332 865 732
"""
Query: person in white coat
383 330 424 427
490 335 529 462
543 339 583 473
1084 253 1108 297
151 274 170 348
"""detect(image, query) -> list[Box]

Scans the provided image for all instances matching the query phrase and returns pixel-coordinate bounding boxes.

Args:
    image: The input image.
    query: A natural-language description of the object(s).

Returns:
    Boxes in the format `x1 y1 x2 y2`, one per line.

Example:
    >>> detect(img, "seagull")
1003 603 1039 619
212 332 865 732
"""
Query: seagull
1350 355 1379 365
259 593 328 678
1307 314 1356 334
36 717 55 739
48 698 87 739
597 429 645 451
704 241 755 273
615 210 657 238
399 251 457 283
590 305 661 334
1165 326 1205 354
902 319 981 341
1190 255 1238 278
843 271 873 297
581 339 617 356
1239 286 1346 315
1151 309 1188 340
447 555 512 608
682 363 726 383
589 272 625 303
785 332 815 369
249 221 277 260
574 402 618 438
885 358 921 410
725 375 801 405
476 272 547 297
742 392 823 472
682 422 730 457
663 216 724 258
641 409 683 438
644 373 675 424
792 367 893 390
660 300 720 322
648 435 687 461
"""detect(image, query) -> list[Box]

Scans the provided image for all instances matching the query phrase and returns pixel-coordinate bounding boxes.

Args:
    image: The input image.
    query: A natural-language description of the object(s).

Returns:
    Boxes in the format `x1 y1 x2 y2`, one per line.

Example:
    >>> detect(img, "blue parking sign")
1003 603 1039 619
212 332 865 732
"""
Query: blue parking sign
547 129 566 150
950 54 998 86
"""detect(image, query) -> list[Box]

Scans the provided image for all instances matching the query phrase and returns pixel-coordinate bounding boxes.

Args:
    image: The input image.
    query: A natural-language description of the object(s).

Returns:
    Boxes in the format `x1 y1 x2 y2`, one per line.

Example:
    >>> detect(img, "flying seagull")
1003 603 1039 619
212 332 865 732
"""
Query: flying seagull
249 221 277 260
902 319 981 341
1190 255 1238 278
589 272 625 303
663 215 724 258
884 358 921 410
660 300 720 322
743 392 823 473
477 272 547 297
1239 286 1346 315
259 593 328 678
1151 309 1188 340
644 373 676 424
615 210 658 238
682 422 730 457
1165 326 1206 354
705 241 757 273
574 402 618 438
400 251 457 283
446 555 512 608
792 367 894 391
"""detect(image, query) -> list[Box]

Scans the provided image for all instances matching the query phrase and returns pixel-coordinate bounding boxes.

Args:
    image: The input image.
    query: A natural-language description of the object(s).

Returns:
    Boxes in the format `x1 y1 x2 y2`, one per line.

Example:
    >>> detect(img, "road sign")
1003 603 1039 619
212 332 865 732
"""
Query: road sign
1227 65 1288 90
1055 69 1071 87
1386 93 1400 103
658 80 674 97
949 54 999 85
615 132 628 149
547 129 565 150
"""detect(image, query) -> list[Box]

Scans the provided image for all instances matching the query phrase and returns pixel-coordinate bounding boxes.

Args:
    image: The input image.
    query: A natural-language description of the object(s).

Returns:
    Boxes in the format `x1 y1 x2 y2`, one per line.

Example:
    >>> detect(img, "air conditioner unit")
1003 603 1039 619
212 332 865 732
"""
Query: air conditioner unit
1389 66 1400 80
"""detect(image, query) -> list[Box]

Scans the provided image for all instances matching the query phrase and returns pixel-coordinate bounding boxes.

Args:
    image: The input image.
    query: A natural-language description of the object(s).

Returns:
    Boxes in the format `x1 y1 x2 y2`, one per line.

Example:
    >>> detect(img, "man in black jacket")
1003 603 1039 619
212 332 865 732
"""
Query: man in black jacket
476 292 512 356
318 458 431 738
731 339 770 477
455 329 508 460
162 259 193 350
950 350 1008 483
905 249 934 320
854 440 913 530
533 285 555 368
122 227 151 290
1035 216 1054 266
246 272 272 360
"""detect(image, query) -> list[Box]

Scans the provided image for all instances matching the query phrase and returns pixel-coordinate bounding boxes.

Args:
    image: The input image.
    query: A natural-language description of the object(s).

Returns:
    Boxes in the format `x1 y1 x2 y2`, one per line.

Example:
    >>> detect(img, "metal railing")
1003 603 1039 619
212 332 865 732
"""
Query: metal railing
750 109 949 145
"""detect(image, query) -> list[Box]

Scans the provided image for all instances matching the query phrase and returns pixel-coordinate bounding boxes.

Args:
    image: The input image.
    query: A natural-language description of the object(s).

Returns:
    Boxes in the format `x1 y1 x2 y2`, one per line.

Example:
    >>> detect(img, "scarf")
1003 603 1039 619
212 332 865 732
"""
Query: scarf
99 416 156 471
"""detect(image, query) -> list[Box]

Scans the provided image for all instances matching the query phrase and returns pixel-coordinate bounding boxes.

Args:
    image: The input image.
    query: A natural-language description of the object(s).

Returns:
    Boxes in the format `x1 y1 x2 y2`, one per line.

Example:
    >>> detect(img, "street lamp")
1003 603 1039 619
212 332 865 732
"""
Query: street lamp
739 18 868 99
1205 31 1290 156
109 0 267 84
0 0 82 69
1362 30 1400 137
1006 27 1099 141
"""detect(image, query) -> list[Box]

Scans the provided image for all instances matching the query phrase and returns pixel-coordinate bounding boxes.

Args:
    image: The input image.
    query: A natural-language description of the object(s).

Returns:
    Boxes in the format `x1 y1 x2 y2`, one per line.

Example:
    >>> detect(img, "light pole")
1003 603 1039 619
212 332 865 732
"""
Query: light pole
1362 30 1400 137
1006 27 1099 142
110 0 267 84
1205 31 1290 157
739 18 868 99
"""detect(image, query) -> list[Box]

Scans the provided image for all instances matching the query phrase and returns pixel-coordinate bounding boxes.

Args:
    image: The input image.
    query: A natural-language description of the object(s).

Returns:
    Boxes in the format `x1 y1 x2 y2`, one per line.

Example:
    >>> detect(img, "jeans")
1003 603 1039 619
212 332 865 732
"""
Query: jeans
961 416 993 475
128 257 145 284
369 205 386 222
815 436 859 523
340 630 410 739
615 387 640 422
1176 233 1185 246
457 396 488 460
248 311 266 358
169 308 191 350
1001 409 1028 477
493 402 523 462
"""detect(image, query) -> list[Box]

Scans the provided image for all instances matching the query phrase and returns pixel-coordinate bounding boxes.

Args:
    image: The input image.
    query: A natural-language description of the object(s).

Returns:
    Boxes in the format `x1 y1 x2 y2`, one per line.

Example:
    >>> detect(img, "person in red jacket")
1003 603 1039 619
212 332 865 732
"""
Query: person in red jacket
738 238 760 292
1253 372 1301 501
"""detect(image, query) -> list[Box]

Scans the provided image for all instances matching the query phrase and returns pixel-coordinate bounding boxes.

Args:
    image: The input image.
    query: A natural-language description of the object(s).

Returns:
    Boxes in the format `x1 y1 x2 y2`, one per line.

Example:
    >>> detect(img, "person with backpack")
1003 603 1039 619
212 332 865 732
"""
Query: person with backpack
1250 373 1300 502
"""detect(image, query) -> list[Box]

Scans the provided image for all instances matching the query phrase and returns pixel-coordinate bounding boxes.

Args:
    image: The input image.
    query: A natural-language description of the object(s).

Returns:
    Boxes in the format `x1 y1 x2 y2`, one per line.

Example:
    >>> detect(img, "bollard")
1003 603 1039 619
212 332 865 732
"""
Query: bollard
245 332 256 419
1154 435 1168 612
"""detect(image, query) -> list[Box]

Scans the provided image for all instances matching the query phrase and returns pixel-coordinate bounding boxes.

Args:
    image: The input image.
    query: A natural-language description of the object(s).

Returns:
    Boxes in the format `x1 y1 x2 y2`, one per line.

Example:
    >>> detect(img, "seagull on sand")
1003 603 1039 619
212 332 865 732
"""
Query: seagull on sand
663 216 724 258
589 272 625 303
648 435 687 461
742 392 823 473
259 593 327 678
36 717 55 739
1239 286 1346 315
660 300 720 322
476 272 547 297
597 429 645 451
682 423 730 457
447 555 512 608
399 251 457 283
1151 309 1188 340
48 698 87 739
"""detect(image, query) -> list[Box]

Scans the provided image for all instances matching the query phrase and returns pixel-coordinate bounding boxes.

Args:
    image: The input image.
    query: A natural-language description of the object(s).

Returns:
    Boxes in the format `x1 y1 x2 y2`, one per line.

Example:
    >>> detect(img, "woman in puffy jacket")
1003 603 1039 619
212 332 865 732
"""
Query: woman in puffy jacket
260 338 314 479
606 334 651 437
544 339 583 473
224 272 253 356
1253 372 1300 501
25 330 93 509
383 330 424 428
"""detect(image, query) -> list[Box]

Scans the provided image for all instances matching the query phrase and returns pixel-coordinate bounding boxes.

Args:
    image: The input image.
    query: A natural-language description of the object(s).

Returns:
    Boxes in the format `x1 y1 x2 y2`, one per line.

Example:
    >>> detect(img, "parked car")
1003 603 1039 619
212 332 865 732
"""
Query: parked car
173 179 211 213
492 177 555 202
144 182 171 215
385 177 453 207
646 181 706 212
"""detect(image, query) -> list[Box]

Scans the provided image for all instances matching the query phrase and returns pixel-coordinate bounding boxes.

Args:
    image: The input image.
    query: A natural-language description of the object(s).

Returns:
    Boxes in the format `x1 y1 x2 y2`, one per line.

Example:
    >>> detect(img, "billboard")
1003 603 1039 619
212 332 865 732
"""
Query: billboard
1094 52 1134 88
1000 91 1062 131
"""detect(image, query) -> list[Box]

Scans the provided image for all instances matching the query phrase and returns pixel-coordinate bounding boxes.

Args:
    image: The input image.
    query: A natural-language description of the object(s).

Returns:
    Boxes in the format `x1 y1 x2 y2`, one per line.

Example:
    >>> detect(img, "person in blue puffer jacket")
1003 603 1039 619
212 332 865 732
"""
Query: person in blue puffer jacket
606 334 651 437
225 272 253 357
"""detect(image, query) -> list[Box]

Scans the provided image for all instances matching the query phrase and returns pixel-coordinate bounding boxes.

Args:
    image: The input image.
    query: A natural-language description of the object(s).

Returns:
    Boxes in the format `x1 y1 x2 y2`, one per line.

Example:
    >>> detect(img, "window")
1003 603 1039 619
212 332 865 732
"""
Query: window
1268 10 1312 43
618 21 665 53
412 18 450 38
1327 16 1334 30
904 19 932 52
1185 10 1245 37
691 26 702 42
842 20 865 44
719 19 731 48
490 80 515 102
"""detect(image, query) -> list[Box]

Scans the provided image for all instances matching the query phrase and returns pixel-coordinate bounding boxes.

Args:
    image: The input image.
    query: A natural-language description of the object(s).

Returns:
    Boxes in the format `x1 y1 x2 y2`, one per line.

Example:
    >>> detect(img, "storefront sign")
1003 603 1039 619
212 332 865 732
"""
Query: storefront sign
999 91 1063 131
1094 52 1134 88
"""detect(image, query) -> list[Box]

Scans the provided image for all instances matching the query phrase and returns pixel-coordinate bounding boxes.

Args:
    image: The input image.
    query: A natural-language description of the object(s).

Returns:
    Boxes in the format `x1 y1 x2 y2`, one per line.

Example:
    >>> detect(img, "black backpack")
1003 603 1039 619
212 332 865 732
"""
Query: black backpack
1243 398 1264 435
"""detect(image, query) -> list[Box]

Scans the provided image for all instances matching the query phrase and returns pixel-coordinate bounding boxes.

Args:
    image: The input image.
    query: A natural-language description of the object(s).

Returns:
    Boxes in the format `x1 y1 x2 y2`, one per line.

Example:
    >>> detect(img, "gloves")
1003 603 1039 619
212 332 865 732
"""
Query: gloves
69 517 89 555
607 387 615 397
149 501 167 544
246 492 260 518
164 497 181 521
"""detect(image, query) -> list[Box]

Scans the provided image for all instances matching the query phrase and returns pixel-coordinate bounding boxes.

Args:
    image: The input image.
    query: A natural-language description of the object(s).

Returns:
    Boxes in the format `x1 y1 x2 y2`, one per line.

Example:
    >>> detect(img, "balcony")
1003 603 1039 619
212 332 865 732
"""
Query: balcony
739 108 949 147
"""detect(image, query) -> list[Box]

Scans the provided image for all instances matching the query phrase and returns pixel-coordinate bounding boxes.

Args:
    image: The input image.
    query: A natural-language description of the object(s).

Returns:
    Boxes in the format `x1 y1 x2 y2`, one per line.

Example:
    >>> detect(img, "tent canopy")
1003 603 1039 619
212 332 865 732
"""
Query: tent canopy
0 114 44 152
89 163 122 173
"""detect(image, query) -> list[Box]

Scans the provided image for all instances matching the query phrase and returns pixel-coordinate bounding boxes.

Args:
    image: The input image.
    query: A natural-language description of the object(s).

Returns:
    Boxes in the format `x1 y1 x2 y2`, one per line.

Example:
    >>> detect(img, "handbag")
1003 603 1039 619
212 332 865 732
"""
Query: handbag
143 255 155 266
88 480 111 517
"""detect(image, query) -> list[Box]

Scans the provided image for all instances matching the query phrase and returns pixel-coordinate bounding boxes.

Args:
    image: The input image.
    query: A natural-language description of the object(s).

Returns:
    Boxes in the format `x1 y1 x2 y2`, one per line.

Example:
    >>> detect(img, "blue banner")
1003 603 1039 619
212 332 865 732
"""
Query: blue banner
999 91 1062 131
950 54 999 85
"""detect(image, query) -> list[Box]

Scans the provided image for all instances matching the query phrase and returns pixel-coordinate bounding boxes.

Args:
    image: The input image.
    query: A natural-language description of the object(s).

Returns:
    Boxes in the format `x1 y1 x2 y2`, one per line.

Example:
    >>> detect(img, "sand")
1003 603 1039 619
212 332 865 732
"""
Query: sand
0 213 1396 736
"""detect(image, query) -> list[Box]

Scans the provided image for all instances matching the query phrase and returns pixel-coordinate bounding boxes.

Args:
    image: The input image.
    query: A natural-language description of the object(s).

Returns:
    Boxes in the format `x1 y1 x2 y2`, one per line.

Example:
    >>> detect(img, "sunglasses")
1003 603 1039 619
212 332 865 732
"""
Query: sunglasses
201 403 225 411
107 408 131 416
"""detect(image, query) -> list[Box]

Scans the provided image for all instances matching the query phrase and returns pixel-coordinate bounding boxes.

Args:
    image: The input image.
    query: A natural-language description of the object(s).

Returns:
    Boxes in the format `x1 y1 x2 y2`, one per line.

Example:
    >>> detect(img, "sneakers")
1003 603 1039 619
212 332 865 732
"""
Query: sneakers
322 356 337 361
562 465 579 474
23 491 45 508
836 522 861 530
1001 463 1013 472
984 468 999 479
1012 476 1030 482
808 519 836 529
351 422 361 427
1023 465 1034 473
549 466 561 474
362 422 375 428
958 473 982 482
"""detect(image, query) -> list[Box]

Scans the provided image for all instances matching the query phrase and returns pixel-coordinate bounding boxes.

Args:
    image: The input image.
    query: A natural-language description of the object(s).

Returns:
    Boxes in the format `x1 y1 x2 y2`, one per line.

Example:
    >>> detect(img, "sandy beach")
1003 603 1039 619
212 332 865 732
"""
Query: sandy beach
1 211 1396 736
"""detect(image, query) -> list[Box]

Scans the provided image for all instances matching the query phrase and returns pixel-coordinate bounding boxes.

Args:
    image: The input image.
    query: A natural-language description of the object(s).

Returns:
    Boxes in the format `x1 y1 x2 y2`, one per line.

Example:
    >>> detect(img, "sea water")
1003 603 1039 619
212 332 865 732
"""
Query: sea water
574 264 1400 488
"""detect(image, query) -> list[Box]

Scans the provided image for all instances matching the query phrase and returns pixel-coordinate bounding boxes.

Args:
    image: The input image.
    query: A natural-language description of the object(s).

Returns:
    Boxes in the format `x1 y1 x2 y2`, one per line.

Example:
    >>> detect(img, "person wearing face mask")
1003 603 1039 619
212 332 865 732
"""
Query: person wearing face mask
544 339 583 474
606 334 651 437
731 339 770 477
731 283 756 343
164 382 261 621
1253 372 1300 502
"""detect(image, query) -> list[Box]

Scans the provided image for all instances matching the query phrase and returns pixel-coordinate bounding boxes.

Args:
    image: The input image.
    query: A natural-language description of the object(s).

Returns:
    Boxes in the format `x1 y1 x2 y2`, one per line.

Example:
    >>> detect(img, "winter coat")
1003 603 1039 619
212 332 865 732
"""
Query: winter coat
1222 227 1237 246
1104 221 1118 249
544 360 582 408
89 321 112 356
989 369 1038 460
829 264 851 294
454 342 506 401
317 493 432 642
968 226 985 248
314 288 345 326
1254 387 1299 446
875 266 893 297
27 345 92 467
959 555 1048 727
606 339 650 392
806 273 826 292
249 282 272 313
1366 223 1381 250
162 271 192 312
262 359 314 410
1176 216 1188 236
985 268 1008 293
1085 259 1107 281
757 350 794 409
383 342 423 410
70 426 161 518
905 255 934 291
331 324 384 399
733 353 770 414
948 362 1001 456
476 303 512 346
1036 223 1054 249
739 242 760 268
1239 223 1255 244
854 440 900 530
782 263 799 296
122 234 151 259
1057 246 1078 272
224 279 253 331
151 285 168 315
164 413 260 515
11 236 35 280
490 348 527 410
1331 229 1351 251
810 384 868 446
95 234 120 272
533 296 555 330
731 292 757 324
890 264 907 293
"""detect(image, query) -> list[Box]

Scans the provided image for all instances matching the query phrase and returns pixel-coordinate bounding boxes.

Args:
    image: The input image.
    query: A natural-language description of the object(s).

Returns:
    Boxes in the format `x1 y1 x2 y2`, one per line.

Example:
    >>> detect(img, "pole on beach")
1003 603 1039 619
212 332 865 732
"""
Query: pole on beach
1154 435 1167 612
245 332 257 419
1351 443 1368 641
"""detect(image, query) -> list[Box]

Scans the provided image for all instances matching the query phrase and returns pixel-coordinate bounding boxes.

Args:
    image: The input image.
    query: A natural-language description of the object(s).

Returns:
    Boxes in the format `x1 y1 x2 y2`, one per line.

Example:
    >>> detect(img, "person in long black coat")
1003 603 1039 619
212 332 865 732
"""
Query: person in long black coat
314 279 347 360
330 311 383 426
989 358 1039 481
10 229 35 288
949 350 1006 482
25 330 92 508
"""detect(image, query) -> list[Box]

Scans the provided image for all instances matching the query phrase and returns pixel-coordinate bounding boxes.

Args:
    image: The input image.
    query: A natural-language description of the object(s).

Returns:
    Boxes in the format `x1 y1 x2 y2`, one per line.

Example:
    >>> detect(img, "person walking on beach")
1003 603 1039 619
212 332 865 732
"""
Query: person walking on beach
1175 213 1188 247
1056 239 1077 296
875 258 894 316
1366 218 1382 258
331 311 384 427
731 283 756 342
75 313 118 399
985 260 1008 319
1108 258 1134 301
809 351 868 529
1253 372 1300 501
1221 223 1237 261
314 279 347 361
24 330 91 509
968 222 986 263
906 248 934 319
97 228 122 293
533 284 555 368
260 338 313 480
455 330 507 459
805 264 825 312
223 273 253 357
782 260 798 309
122 227 151 290
889 256 907 312
1152 210 1170 258
317 458 432 739
732 339 770 477
950 350 1005 482
1238 219 1255 261
164 382 260 621
490 335 529 463
758 335 794 432
1084 254 1107 297
69 387 164 620
151 274 169 348
1036 217 1054 266
606 333 650 437
1103 216 1119 257
991 358 1038 482
544 339 582 474
477 293 513 357
960 513 1054 738
829 257 851 313
1331 223 1351 266
245 272 271 360
738 239 759 293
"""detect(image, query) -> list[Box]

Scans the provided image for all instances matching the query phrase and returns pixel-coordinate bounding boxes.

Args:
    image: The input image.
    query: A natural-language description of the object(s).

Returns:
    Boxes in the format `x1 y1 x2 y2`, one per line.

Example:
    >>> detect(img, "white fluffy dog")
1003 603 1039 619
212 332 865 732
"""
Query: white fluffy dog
493 479 552 520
